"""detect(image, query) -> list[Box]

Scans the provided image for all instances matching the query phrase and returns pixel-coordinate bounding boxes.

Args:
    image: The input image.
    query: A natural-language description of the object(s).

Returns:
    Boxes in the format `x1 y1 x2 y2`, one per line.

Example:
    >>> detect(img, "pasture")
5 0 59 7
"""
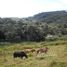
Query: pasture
0 40 67 67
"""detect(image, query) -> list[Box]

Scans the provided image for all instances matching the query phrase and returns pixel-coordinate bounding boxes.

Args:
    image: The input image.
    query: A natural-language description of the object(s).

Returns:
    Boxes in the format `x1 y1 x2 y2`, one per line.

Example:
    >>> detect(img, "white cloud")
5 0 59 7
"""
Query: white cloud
58 0 67 4
0 0 67 17
0 0 35 17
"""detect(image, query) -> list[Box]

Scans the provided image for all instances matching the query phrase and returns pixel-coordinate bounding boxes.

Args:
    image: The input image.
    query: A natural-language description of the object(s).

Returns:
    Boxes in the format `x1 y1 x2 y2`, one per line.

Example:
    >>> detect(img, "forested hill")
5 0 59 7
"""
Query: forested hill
0 10 67 42
0 10 67 23
28 10 67 23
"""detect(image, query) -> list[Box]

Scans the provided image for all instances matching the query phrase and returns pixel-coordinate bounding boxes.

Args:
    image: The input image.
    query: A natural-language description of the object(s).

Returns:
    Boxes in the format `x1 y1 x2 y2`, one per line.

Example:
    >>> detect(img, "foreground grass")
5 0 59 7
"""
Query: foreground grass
0 40 67 67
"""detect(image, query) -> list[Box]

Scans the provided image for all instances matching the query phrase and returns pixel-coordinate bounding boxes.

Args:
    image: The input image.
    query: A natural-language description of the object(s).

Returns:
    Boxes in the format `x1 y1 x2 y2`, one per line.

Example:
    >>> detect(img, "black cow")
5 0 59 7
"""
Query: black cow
13 51 28 59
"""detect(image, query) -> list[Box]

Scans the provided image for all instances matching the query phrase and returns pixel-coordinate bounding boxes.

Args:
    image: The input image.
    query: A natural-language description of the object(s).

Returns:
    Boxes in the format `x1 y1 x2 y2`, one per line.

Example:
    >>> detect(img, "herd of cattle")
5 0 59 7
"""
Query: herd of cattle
13 47 49 59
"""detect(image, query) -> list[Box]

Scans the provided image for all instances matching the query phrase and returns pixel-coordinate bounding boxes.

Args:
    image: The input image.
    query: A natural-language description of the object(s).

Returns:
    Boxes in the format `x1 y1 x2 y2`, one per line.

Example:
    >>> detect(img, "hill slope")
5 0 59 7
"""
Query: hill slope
28 10 67 23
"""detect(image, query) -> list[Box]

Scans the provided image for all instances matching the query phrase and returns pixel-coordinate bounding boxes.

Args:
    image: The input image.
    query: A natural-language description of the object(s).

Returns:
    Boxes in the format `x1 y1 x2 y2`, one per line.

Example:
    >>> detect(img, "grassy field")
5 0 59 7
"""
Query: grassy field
0 40 67 67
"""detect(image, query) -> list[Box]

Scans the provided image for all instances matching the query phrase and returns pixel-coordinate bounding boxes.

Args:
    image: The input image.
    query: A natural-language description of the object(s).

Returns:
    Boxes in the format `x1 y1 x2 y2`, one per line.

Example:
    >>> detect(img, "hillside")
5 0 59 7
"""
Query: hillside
28 10 67 23
0 10 67 23
0 11 67 67
0 10 67 42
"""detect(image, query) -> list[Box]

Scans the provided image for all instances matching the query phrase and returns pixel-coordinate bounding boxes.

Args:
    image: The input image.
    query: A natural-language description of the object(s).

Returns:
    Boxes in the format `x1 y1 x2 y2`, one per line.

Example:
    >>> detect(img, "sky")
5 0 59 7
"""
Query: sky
0 0 67 18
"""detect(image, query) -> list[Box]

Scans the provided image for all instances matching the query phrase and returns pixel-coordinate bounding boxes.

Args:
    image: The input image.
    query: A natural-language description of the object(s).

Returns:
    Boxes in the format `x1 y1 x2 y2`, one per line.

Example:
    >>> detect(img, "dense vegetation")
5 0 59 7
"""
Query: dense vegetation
0 10 67 42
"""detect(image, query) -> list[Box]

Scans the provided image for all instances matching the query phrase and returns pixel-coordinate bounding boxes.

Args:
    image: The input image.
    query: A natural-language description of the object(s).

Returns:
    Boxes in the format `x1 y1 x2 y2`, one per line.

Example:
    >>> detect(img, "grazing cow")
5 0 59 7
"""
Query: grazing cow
13 51 28 59
30 49 36 53
24 49 36 53
37 47 49 54
24 49 32 53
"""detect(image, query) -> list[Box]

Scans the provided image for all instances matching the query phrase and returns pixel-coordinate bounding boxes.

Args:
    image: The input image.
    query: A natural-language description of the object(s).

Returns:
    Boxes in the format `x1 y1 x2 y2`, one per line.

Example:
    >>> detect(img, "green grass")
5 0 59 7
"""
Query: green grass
0 40 67 67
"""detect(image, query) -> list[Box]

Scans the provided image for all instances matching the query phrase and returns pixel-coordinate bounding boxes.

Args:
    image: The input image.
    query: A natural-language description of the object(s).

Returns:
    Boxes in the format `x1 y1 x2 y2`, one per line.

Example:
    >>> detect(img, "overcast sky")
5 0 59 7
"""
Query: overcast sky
0 0 67 18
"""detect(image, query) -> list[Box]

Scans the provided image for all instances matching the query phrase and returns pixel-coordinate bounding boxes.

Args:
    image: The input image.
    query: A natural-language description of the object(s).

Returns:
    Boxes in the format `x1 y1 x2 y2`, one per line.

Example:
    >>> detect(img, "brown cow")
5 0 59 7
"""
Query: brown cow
30 49 36 53
24 48 36 53
37 47 49 54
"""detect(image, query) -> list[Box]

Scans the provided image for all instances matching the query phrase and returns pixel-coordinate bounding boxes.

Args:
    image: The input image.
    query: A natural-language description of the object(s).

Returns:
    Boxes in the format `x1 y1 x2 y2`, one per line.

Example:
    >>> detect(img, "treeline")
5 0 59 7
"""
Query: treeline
0 18 67 42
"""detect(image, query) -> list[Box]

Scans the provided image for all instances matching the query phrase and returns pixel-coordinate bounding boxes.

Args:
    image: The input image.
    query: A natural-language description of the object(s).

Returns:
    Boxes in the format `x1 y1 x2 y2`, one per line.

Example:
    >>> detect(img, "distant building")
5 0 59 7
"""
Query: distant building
45 34 58 41
46 34 53 39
